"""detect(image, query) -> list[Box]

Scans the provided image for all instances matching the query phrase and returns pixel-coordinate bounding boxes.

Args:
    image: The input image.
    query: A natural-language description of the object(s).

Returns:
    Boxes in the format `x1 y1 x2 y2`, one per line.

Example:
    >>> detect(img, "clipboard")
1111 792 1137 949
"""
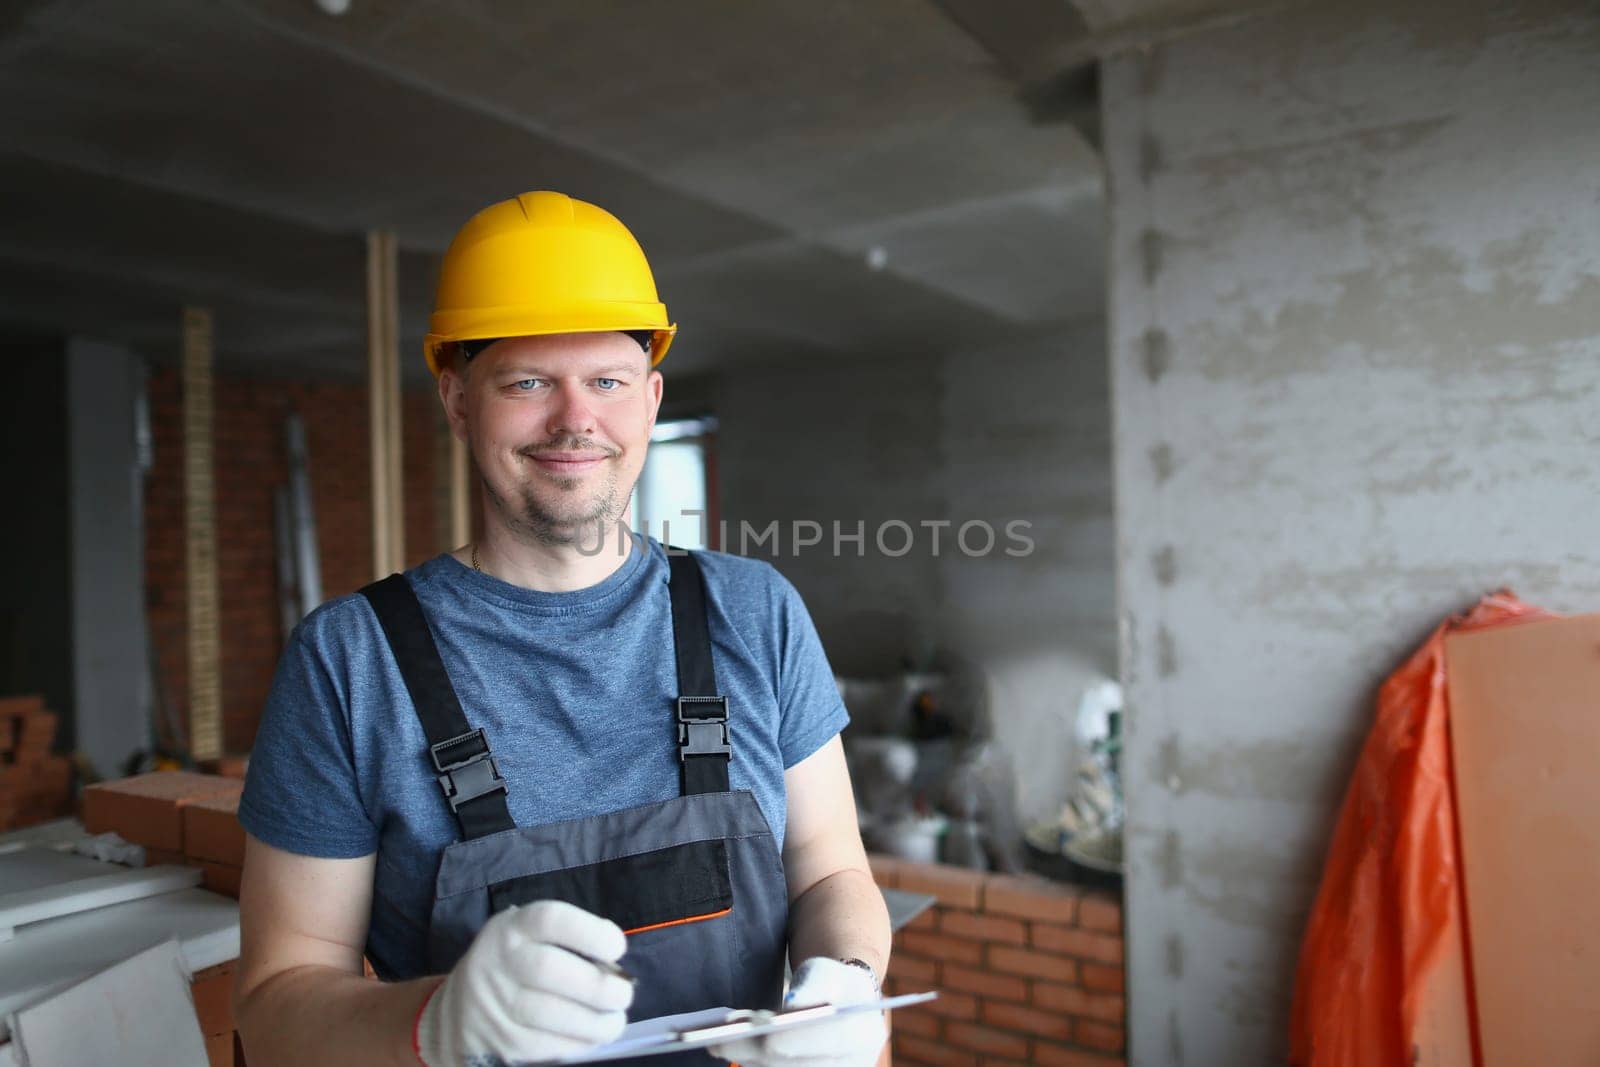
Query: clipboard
534 991 939 1065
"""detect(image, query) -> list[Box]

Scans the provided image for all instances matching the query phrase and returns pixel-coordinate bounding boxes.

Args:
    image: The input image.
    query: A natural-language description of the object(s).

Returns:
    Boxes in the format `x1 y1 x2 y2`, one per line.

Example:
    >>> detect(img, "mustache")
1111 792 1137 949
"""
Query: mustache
518 436 620 459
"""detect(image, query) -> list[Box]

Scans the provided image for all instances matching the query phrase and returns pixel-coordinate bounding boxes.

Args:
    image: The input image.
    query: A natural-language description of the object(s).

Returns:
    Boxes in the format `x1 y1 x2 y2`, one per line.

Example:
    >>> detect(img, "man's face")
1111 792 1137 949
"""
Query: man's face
439 332 662 546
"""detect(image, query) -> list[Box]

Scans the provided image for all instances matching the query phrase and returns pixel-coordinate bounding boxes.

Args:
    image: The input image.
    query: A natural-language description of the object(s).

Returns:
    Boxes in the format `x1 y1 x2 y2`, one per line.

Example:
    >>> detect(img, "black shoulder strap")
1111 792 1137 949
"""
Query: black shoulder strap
360 574 515 840
668 550 731 795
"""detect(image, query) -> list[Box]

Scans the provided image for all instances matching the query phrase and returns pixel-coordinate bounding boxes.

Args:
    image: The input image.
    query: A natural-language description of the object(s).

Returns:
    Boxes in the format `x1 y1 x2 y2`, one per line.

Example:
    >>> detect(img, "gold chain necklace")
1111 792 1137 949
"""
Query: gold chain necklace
470 543 482 573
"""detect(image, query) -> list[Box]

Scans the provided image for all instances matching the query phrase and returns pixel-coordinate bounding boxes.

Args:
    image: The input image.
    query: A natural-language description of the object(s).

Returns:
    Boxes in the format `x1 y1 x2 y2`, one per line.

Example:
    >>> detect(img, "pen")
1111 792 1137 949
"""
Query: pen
570 948 636 984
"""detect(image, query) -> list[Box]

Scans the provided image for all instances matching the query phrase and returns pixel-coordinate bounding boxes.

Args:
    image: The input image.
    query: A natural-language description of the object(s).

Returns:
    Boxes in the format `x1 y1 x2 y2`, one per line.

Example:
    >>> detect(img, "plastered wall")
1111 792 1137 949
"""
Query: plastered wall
1102 1 1600 1061
709 324 1118 825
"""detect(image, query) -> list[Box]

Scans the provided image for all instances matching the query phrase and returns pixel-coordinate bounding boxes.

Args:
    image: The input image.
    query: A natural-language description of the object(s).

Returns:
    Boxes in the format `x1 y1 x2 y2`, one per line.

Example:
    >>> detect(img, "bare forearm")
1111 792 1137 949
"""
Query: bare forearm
787 867 892 980
237 964 442 1067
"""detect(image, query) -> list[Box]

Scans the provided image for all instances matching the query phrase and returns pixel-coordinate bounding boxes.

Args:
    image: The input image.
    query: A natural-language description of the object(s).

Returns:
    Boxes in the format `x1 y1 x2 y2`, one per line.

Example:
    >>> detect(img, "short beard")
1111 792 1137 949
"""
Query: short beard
484 439 625 548
501 479 618 547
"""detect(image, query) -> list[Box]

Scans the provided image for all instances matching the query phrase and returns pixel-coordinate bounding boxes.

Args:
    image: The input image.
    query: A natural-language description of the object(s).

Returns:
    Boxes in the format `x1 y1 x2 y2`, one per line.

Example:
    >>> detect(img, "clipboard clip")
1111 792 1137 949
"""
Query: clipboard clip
676 1004 836 1042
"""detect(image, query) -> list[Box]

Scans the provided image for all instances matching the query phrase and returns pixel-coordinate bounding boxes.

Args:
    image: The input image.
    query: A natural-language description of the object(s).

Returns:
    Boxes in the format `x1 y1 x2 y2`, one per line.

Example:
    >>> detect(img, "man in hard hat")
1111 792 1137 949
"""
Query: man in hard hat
232 192 892 1067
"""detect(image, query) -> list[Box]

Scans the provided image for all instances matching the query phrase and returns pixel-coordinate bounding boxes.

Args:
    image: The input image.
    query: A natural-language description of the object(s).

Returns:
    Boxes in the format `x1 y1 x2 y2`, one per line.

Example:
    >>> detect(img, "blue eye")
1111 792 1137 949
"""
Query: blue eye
514 379 543 391
595 378 620 390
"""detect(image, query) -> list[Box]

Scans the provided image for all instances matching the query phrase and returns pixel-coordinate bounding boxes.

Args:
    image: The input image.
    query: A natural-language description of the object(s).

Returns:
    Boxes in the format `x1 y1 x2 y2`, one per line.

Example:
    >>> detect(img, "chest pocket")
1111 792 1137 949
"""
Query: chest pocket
487 837 733 934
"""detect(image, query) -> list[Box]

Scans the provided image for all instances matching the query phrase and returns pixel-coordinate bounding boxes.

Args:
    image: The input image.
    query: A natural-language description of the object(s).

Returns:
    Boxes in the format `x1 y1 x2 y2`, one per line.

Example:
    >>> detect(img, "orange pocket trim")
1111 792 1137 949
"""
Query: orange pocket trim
624 906 732 936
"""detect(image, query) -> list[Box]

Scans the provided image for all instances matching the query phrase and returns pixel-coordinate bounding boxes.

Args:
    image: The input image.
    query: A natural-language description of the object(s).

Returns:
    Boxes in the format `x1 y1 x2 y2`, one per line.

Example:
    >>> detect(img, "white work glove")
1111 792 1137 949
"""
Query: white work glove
415 900 635 1067
710 957 886 1067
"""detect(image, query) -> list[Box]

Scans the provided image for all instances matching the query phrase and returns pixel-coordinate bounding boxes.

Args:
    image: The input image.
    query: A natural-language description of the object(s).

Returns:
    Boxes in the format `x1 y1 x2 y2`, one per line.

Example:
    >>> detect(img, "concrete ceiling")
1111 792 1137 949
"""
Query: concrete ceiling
1072 0 1278 36
0 0 1230 384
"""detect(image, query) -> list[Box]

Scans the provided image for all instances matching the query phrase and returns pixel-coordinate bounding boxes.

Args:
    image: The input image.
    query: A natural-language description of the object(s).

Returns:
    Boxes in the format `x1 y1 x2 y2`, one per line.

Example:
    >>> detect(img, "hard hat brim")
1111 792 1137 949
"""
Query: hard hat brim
425 315 676 377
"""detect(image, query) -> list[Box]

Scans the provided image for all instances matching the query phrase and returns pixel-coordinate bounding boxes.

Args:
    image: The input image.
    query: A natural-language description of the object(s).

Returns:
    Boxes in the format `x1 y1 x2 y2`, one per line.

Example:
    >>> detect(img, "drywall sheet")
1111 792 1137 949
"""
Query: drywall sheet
1445 613 1600 1067
9 939 207 1067
0 844 114 893
0 856 200 940
0 888 238 1032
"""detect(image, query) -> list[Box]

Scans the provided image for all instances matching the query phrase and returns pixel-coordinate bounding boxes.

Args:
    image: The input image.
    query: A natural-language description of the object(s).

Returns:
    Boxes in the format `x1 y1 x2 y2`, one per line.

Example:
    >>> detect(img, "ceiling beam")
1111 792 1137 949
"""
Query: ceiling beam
928 0 1102 147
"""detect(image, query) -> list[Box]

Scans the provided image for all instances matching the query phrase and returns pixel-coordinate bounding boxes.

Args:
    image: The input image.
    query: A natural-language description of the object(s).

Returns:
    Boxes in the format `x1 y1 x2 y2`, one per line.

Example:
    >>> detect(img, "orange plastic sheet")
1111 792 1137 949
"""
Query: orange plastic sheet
1288 591 1553 1067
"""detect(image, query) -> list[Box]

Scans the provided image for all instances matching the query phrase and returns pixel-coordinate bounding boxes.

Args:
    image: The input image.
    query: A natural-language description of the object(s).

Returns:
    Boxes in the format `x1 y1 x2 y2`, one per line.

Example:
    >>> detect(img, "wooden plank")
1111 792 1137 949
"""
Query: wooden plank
182 307 220 762
366 230 403 578
432 403 472 552
383 231 403 567
449 430 471 548
367 230 389 578
1445 613 1600 1067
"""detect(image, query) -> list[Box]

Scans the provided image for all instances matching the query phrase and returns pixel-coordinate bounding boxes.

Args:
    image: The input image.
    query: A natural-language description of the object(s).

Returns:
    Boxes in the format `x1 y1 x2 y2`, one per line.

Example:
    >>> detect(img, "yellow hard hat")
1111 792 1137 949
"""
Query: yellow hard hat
424 191 676 377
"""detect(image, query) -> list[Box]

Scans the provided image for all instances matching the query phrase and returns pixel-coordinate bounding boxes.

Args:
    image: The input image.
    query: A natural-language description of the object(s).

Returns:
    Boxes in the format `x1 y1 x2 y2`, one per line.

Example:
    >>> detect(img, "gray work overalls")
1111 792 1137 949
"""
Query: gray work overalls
360 551 789 1066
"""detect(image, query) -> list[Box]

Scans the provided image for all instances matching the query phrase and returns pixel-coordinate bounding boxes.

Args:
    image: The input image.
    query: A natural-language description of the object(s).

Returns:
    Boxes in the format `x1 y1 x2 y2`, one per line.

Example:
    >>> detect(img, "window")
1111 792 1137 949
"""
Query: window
633 417 718 550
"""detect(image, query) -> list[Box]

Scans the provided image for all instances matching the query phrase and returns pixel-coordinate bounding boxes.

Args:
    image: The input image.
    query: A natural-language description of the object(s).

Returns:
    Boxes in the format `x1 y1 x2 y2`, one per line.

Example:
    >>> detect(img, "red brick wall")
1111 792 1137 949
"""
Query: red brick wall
145 368 444 753
871 856 1127 1067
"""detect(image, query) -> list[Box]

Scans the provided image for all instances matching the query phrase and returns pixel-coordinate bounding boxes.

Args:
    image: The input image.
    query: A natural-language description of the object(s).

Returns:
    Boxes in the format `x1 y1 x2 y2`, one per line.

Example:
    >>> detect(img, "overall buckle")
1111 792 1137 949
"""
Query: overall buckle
429 728 508 812
677 696 731 762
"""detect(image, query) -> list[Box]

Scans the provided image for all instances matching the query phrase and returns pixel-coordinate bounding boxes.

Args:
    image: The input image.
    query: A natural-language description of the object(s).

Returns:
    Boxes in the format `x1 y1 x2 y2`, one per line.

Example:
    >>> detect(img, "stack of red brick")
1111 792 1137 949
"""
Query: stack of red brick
191 961 249 1067
82 771 251 1066
870 855 1126 1067
82 771 247 897
0 695 74 830
80 770 384 1064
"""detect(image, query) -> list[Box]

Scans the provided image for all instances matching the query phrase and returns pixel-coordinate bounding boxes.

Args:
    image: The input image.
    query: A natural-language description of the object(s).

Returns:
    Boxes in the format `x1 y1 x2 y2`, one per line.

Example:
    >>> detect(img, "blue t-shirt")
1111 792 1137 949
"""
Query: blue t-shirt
238 535 849 979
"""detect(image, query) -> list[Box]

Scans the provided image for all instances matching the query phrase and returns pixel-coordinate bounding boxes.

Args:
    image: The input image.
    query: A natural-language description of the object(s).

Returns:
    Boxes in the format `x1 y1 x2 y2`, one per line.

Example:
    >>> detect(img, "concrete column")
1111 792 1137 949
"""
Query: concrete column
66 338 153 776
1102 1 1600 1061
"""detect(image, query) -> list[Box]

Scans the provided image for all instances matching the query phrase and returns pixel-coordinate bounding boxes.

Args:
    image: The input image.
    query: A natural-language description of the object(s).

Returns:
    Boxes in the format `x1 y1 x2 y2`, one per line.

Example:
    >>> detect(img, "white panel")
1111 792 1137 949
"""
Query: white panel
9 940 208 1067
65 338 151 779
